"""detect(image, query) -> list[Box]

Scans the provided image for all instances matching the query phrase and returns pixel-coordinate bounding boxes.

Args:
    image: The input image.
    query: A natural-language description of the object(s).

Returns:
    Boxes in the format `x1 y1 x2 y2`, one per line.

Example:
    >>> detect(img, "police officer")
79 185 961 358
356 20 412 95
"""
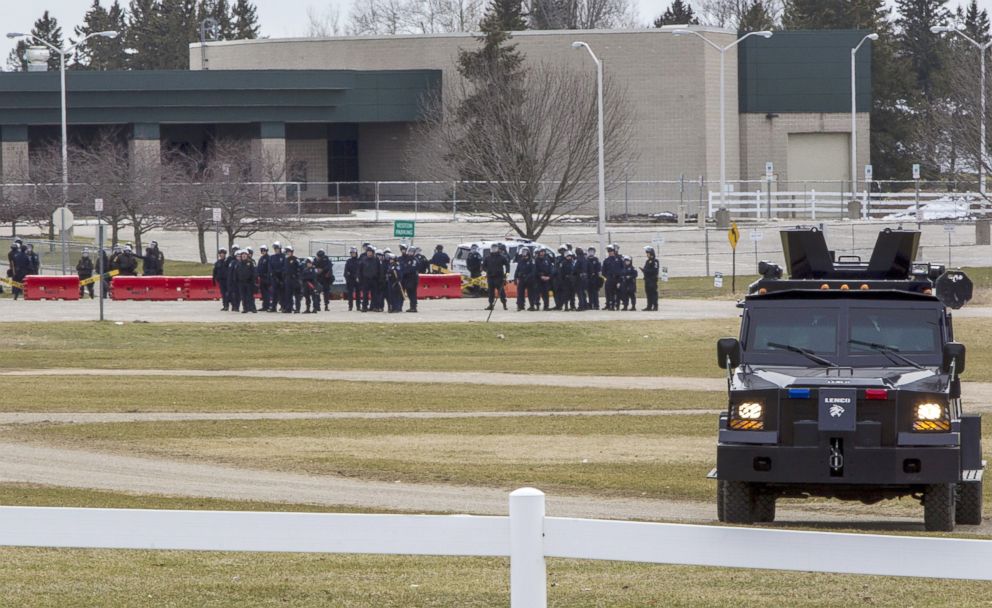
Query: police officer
269 242 286 312
358 246 380 312
283 245 302 313
414 247 429 274
560 250 576 311
25 244 40 275
256 245 272 312
301 257 320 313
534 248 553 311
235 250 258 313
552 246 567 310
212 249 230 311
142 241 165 276
400 246 420 313
10 243 29 300
374 248 388 312
484 244 508 310
226 245 241 312
574 247 589 311
514 246 535 311
344 246 360 311
620 255 638 311
586 247 601 310
466 244 483 278
77 249 95 299
602 244 621 310
386 253 404 312
430 244 450 271
642 246 660 311
314 249 334 311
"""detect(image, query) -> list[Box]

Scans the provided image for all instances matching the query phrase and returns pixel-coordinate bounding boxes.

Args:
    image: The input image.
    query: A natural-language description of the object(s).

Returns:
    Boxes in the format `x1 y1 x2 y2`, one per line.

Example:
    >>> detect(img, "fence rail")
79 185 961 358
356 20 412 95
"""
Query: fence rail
2 488 991 608
709 190 989 220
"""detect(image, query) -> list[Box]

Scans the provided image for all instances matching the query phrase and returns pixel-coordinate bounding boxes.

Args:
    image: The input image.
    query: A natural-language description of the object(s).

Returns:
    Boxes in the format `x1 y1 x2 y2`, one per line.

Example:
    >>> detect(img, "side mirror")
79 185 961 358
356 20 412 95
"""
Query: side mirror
717 337 742 369
943 342 966 375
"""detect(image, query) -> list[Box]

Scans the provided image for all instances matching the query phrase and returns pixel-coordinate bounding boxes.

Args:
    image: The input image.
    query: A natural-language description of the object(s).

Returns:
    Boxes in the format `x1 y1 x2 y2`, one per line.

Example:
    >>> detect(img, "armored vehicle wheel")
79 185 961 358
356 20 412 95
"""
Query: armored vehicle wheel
956 481 983 525
754 491 776 523
723 481 755 524
924 483 956 532
716 481 726 522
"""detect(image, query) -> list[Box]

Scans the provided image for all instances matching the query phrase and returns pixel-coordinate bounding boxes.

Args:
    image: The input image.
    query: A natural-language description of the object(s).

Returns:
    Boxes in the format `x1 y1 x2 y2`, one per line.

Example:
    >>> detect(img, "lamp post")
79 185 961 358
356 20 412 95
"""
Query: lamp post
6 31 119 208
851 33 878 201
672 28 772 216
571 41 607 255
932 23 991 195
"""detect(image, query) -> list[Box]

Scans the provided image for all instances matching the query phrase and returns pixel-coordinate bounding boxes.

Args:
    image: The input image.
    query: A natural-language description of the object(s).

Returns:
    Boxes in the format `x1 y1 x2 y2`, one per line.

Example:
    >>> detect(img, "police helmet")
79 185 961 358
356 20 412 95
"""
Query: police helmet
124 245 133 252
400 243 409 251
587 247 596 255
285 245 294 252
383 247 392 254
565 250 575 258
611 243 620 251
82 249 90 256
536 247 546 255
218 248 227 254
606 244 615 252
272 241 281 249
623 255 632 262
305 257 314 264
14 238 22 244
385 252 394 260
231 245 240 253
260 245 268 252
435 244 443 251
349 246 358 253
564 243 573 250
498 243 507 251
557 246 567 253
644 246 655 255
520 247 530 256
316 249 326 257
490 244 499 250
471 244 480 250
150 241 158 248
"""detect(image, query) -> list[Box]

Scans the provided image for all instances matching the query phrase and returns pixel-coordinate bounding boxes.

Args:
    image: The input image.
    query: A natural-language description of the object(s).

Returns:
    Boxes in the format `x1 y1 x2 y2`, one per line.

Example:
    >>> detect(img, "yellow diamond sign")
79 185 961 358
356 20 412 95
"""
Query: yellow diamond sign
728 222 740 250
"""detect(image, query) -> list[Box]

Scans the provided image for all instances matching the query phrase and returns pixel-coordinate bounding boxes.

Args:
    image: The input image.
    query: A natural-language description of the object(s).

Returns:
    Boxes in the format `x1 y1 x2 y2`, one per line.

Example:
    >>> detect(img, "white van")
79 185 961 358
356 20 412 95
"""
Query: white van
451 238 557 278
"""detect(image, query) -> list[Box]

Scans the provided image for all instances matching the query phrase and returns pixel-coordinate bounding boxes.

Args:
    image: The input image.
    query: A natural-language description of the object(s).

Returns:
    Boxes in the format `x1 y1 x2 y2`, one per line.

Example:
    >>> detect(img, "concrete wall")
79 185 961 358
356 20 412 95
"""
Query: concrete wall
192 28 739 183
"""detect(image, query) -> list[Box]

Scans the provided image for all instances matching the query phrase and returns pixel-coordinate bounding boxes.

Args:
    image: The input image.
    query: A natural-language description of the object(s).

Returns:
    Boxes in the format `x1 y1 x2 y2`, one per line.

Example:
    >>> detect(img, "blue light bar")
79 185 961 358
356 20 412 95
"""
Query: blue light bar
787 388 811 399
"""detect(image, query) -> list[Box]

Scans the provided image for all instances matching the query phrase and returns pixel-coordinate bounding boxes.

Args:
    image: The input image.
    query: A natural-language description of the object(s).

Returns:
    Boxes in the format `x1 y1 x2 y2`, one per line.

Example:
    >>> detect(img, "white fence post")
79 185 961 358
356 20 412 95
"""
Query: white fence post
811 189 817 221
510 488 546 608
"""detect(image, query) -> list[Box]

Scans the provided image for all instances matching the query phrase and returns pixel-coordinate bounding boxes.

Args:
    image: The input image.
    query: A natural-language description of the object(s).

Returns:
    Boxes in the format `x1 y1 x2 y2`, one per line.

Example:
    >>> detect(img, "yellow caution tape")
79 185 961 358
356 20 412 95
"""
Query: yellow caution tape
79 269 120 287
0 277 23 289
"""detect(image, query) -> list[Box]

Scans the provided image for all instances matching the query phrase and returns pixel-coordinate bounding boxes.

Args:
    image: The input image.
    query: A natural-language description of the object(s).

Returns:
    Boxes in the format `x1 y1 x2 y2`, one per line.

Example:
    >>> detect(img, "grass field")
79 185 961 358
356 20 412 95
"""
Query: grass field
0 485 985 607
0 377 723 413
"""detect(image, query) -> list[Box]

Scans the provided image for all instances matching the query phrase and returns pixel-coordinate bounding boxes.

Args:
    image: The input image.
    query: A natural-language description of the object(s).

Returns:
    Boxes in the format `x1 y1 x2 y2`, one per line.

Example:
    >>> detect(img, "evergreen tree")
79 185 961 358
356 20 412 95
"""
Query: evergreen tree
232 0 260 39
124 0 161 69
158 0 200 68
653 0 699 27
964 0 991 43
6 11 65 72
895 0 950 103
74 1 129 70
197 0 236 39
737 0 775 32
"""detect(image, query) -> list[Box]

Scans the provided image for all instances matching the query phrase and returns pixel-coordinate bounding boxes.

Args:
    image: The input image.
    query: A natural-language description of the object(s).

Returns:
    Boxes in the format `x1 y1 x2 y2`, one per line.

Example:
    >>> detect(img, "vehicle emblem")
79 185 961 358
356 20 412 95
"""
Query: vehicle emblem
829 404 845 418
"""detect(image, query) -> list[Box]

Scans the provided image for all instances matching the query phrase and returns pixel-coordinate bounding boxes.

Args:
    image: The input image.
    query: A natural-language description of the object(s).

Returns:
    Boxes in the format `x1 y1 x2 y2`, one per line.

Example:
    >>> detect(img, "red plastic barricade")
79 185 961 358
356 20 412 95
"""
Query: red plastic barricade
23 275 80 301
111 276 186 301
185 276 223 301
418 273 463 299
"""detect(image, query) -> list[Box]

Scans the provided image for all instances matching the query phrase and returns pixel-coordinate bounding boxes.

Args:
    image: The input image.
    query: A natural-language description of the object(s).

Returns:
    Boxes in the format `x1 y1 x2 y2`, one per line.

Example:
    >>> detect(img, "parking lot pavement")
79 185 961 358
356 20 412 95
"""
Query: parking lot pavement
0 297 739 323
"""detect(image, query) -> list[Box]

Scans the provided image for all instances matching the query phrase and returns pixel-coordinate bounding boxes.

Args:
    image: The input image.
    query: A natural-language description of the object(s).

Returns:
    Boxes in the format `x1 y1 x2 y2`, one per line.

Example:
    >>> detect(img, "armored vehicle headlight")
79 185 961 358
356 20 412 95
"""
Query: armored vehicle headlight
737 402 763 419
916 403 944 421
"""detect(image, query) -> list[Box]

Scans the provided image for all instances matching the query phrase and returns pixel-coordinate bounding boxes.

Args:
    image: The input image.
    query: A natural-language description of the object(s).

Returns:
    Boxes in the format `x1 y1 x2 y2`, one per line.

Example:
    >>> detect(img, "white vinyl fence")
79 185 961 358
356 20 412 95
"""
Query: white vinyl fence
2 488 992 608
709 190 987 220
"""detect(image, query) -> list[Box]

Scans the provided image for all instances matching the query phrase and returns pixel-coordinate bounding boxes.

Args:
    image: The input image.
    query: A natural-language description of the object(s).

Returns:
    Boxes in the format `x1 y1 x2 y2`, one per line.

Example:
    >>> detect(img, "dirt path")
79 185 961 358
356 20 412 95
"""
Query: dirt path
0 410 719 425
1 440 972 533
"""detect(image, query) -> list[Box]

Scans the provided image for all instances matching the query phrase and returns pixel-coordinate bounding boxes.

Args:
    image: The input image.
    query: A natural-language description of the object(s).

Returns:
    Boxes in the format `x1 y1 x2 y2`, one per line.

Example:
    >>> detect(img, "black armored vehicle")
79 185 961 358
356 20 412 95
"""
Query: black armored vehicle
712 227 980 531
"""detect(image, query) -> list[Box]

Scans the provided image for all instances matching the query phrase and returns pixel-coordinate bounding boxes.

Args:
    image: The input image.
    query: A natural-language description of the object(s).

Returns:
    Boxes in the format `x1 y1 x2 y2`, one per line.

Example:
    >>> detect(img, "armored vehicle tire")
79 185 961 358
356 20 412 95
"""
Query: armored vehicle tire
754 492 776 523
956 481 983 525
924 483 956 532
723 481 755 524
717 481 726 522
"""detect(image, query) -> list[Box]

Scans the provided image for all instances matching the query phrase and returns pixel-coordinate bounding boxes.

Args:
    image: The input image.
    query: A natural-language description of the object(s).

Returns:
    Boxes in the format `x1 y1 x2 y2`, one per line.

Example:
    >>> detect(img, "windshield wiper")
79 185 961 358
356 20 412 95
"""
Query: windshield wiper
767 342 839 367
847 339 925 370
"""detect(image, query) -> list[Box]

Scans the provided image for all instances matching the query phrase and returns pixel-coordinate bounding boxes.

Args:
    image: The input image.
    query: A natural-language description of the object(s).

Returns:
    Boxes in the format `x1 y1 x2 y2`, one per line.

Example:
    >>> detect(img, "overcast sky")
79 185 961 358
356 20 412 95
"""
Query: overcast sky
5 0 992 65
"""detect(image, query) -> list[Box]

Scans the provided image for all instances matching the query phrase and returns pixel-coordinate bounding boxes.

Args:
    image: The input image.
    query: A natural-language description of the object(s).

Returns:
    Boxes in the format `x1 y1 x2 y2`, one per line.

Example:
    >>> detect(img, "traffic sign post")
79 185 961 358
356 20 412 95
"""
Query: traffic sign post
96 199 104 321
913 164 921 228
750 229 763 270
212 208 222 254
728 222 740 292
945 224 956 267
52 206 74 275
393 220 416 240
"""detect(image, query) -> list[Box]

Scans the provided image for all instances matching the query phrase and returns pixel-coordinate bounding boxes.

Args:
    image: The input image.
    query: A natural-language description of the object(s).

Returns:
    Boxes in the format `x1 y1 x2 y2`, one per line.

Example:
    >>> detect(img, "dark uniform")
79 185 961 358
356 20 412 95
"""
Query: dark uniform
301 260 320 313
344 249 360 311
642 248 660 311
269 245 286 312
117 247 139 277
483 247 508 310
619 258 638 311
602 249 621 310
10 246 29 300
314 251 334 310
225 249 241 311
560 254 576 311
586 249 601 310
386 256 404 312
142 242 165 276
212 251 230 310
26 245 40 275
358 250 380 312
534 250 554 311
256 248 272 311
400 251 420 312
76 253 95 298
574 249 589 311
283 250 302 313
430 246 450 271
466 247 483 278
514 250 534 311
235 254 258 313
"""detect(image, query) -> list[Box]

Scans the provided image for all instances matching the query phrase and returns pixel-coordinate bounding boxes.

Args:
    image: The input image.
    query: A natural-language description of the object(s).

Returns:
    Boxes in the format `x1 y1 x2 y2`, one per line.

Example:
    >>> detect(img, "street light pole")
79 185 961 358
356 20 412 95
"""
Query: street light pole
672 29 773 216
932 23 992 195
851 34 878 201
571 41 607 255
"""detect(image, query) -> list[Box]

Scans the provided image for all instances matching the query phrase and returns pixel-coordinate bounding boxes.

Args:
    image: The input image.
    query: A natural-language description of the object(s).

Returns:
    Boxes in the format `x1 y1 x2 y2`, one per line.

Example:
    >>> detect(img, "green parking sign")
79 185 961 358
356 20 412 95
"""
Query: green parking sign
393 220 415 238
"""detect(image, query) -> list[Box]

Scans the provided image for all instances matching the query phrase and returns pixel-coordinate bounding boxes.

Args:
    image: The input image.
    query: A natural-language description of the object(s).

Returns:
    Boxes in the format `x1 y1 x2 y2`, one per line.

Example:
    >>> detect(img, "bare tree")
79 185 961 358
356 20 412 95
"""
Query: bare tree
528 0 638 30
415 62 635 239
348 0 485 34
23 144 65 241
697 0 780 29
161 149 214 264
306 4 343 36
